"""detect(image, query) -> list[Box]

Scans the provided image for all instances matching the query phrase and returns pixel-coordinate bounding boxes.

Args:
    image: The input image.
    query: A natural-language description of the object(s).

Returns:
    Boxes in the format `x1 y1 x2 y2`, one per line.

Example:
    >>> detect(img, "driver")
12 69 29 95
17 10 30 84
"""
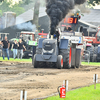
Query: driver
64 25 72 32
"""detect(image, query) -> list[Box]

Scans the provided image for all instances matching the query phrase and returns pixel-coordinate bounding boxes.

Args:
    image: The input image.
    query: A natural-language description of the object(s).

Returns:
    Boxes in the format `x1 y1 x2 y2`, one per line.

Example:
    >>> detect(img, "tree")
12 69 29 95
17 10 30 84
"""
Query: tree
10 3 25 16
0 10 2 16
33 0 40 38
23 0 32 5
88 0 100 6
0 0 25 16
0 0 4 2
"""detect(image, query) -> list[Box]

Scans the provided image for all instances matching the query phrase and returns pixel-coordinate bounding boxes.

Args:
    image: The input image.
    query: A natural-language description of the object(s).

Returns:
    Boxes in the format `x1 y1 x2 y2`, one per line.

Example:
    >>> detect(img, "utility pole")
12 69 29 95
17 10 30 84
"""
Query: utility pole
33 0 40 29
33 0 40 39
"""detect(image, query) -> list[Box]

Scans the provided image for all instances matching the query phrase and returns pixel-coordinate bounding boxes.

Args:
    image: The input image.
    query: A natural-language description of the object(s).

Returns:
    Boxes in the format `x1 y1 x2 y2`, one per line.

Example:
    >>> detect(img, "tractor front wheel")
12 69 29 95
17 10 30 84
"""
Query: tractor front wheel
57 55 63 69
32 54 38 68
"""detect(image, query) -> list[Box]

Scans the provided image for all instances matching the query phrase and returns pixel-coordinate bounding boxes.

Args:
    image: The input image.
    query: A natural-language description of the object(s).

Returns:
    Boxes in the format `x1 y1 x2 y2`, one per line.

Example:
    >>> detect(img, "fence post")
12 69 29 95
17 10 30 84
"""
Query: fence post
20 89 27 100
66 80 68 91
63 80 68 91
93 74 98 89
65 80 66 94
94 74 96 89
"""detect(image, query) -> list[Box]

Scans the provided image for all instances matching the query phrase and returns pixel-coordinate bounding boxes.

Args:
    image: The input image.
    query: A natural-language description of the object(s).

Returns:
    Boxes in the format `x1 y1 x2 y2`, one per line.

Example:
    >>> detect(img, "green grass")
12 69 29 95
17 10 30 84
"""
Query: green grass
45 84 100 100
0 56 100 65
81 62 100 66
0 57 32 62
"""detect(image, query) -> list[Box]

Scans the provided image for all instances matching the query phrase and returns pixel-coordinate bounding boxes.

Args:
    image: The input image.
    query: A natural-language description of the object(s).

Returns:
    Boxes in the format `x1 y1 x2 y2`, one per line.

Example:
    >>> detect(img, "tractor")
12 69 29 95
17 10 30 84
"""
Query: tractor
83 27 100 62
32 14 83 69
38 29 48 38
9 31 37 58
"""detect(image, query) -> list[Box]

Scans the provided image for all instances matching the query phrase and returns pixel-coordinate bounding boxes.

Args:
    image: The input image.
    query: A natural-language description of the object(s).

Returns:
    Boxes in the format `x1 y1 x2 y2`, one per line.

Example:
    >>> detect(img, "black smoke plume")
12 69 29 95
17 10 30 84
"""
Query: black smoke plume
46 0 86 35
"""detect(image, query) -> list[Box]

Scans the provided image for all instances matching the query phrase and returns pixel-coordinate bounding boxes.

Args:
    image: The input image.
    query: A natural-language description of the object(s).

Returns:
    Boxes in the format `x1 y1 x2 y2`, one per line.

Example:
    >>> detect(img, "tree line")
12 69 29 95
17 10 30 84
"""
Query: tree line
0 0 99 17
0 0 45 16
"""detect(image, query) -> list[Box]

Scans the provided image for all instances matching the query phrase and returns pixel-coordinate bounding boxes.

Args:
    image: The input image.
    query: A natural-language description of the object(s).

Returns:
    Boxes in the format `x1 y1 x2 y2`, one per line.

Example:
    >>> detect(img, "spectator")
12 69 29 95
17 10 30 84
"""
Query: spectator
64 25 72 32
1 36 10 60
17 39 26 59
19 34 23 40
12 40 18 59
0 36 2 57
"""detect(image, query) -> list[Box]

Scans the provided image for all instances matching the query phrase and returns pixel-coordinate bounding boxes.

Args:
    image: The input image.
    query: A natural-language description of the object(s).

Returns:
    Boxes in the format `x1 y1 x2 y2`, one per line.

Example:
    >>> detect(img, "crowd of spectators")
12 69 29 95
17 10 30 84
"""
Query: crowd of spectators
0 36 26 60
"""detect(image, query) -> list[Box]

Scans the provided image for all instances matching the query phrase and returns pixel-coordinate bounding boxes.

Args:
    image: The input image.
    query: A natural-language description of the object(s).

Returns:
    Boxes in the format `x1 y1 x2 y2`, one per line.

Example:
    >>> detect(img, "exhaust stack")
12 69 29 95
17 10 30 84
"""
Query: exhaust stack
51 35 53 39
46 0 86 36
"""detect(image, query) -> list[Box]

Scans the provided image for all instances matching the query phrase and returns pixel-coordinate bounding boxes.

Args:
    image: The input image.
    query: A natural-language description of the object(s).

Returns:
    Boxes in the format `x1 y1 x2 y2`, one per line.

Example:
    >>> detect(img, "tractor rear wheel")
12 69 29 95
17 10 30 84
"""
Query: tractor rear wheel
57 55 63 69
93 46 98 62
60 45 72 69
96 46 100 62
76 64 80 68
65 47 72 69
32 54 38 68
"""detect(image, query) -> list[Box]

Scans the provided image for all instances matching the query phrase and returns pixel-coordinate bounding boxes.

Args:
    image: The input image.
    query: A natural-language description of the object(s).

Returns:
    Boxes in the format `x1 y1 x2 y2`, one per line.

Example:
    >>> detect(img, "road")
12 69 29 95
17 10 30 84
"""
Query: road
0 62 100 100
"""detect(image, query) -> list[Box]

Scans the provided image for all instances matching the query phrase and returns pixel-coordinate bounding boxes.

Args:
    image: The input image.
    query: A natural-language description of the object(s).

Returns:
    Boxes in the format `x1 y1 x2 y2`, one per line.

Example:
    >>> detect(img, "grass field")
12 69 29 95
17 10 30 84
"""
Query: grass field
45 84 100 100
81 62 100 66
0 57 100 65
0 57 32 62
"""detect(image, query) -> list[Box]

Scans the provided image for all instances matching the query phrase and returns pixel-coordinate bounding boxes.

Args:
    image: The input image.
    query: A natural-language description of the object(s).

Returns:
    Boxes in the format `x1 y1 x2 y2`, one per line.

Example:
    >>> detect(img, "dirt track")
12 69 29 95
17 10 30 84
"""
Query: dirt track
0 61 100 100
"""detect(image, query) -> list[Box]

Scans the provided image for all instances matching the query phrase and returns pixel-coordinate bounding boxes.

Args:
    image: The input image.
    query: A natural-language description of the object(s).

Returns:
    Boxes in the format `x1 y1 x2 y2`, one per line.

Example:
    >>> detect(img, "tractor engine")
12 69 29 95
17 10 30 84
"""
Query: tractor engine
42 39 58 55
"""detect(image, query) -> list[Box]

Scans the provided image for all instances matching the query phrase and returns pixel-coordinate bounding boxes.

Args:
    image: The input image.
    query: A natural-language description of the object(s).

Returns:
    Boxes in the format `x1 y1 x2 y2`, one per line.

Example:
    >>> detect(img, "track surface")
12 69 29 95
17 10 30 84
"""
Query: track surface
0 62 100 100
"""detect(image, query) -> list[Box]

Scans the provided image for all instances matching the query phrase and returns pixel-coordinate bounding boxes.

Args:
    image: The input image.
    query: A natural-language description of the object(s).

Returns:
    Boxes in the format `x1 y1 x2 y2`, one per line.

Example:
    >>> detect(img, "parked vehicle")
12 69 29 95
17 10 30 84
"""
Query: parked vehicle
83 27 100 62
9 31 37 58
